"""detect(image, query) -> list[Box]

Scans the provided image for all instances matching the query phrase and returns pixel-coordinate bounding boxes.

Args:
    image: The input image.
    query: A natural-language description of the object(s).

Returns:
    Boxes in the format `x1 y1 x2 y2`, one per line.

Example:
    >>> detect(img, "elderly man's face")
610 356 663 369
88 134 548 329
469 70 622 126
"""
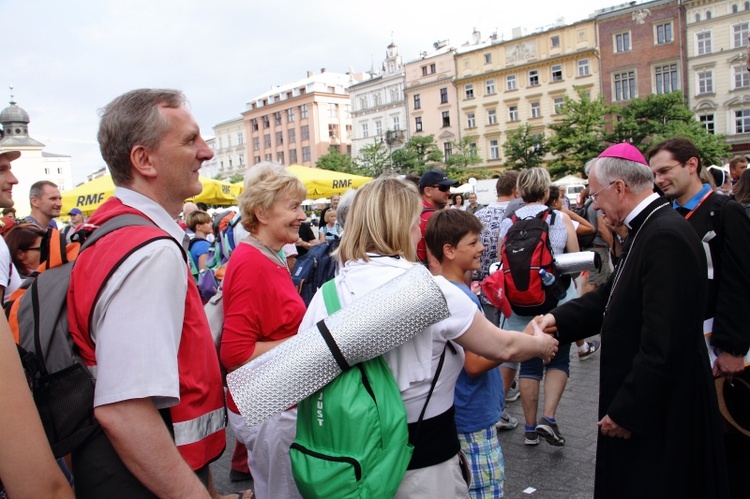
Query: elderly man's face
588 166 624 227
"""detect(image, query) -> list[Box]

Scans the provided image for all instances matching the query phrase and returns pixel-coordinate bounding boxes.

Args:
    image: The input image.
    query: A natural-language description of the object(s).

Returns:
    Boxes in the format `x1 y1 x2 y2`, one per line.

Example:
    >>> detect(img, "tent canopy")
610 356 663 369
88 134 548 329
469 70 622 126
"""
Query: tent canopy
552 175 587 186
285 165 372 198
62 175 241 215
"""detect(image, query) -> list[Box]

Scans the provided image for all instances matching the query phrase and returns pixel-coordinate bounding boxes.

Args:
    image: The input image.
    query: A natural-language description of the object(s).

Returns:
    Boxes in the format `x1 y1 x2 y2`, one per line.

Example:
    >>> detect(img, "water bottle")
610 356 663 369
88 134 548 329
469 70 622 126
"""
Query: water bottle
539 269 567 300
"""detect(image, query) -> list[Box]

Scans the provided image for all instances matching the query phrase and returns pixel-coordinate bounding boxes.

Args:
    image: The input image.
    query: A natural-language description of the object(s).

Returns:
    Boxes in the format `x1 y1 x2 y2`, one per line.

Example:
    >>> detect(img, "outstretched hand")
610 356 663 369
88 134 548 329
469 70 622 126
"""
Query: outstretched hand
530 319 558 364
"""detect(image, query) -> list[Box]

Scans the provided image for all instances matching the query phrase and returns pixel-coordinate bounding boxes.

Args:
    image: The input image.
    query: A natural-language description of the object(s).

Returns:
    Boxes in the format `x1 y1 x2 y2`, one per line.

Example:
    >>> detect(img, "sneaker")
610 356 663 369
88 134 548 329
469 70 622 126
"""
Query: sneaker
536 416 565 446
578 340 601 361
524 429 539 445
506 380 520 403
495 410 518 430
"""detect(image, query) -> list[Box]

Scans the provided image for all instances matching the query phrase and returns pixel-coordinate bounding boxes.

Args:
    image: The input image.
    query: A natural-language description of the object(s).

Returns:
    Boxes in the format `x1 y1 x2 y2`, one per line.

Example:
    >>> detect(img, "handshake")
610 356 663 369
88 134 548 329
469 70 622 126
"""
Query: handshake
521 314 559 364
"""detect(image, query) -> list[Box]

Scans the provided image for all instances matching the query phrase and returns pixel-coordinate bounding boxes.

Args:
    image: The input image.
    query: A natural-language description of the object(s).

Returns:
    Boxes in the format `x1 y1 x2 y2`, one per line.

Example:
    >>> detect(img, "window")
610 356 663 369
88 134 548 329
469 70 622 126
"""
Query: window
264 134 271 148
414 94 421 110
735 66 750 89
374 93 382 107
484 53 492 64
226 135 232 147
346 125 352 139
697 32 712 55
486 79 496 95
277 152 284 164
734 3 739 13
328 103 338 118
265 153 272 161
615 32 631 52
695 13 701 22
301 125 310 140
506 74 517 90
300 104 308 119
431 63 436 73
551 35 560 48
529 69 539 86
469 142 477 155
736 109 750 134
614 71 637 101
444 142 453 160
375 120 383 136
531 101 541 118
422 63 437 76
551 64 563 82
288 128 296 143
254 156 261 164
253 137 260 150
392 116 400 131
698 70 714 94
508 105 519 121
440 87 448 104
554 97 565 114
362 123 369 138
290 149 298 163
237 133 244 145
467 112 475 128
699 114 715 134
276 131 283 145
578 59 590 77
328 124 338 138
251 118 259 131
442 111 451 127
655 64 679 94
263 115 270 128
302 146 311 162
656 23 673 44
733 23 749 49
465 84 474 99
707 11 712 19
228 157 233 168
488 108 497 125
489 139 499 160
44 167 50 175
275 112 282 126
415 117 423 132
287 108 295 122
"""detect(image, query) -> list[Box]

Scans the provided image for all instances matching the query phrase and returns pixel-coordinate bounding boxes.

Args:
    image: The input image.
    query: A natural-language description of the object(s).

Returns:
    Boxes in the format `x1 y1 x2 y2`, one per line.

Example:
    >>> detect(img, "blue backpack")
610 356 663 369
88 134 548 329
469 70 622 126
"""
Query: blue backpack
290 239 340 306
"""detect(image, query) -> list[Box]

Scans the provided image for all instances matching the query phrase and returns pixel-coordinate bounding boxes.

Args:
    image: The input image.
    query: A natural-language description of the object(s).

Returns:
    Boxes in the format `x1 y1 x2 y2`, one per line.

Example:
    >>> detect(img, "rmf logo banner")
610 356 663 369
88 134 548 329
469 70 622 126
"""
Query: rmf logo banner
76 192 106 207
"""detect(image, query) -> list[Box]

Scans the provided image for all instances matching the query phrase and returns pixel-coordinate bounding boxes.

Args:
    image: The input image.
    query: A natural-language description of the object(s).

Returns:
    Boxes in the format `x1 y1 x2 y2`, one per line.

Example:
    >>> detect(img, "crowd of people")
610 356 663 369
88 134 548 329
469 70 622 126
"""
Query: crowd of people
0 85 748 499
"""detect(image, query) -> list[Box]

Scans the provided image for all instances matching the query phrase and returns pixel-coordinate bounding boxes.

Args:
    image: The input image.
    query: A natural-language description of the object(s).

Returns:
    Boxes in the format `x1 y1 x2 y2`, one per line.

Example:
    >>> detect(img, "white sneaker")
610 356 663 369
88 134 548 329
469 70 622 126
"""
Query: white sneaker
495 410 518 430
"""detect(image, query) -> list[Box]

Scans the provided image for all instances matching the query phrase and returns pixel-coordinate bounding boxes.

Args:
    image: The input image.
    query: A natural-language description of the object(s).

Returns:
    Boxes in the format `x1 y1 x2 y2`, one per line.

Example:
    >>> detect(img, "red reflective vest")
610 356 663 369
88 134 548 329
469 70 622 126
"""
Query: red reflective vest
68 197 226 470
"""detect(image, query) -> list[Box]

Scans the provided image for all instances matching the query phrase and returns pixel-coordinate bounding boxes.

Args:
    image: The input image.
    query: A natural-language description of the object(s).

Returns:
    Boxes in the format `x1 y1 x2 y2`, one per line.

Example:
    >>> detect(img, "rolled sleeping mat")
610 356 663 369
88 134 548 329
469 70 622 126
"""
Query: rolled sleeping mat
226 263 451 429
554 251 601 275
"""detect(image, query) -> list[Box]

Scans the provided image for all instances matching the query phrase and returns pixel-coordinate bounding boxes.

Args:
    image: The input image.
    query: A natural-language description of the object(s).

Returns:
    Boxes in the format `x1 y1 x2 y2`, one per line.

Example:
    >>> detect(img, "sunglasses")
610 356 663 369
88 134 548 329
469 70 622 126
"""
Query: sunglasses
429 184 451 192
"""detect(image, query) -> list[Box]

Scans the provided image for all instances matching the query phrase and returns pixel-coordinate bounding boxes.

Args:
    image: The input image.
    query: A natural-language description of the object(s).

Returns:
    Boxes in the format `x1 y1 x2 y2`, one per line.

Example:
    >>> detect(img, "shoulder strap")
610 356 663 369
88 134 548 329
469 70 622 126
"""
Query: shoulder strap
321 279 342 314
79 214 159 253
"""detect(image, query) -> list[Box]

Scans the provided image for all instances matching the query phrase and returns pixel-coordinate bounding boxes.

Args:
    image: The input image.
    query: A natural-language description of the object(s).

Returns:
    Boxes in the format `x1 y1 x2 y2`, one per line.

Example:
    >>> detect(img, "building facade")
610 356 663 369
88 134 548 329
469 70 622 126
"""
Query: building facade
454 21 599 168
0 97 74 217
241 70 359 169
686 0 750 155
349 43 407 160
210 117 245 179
403 41 460 165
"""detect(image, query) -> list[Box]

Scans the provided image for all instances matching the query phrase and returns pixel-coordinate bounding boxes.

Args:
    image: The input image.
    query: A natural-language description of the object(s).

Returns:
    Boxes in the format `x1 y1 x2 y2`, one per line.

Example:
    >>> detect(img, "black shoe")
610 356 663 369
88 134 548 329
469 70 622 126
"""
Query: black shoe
536 416 565 446
230 470 252 482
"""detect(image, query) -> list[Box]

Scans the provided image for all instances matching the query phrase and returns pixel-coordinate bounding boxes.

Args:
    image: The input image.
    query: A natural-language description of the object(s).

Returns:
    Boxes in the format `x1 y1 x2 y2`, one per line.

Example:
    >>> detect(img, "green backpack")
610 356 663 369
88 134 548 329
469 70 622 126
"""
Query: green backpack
290 280 413 498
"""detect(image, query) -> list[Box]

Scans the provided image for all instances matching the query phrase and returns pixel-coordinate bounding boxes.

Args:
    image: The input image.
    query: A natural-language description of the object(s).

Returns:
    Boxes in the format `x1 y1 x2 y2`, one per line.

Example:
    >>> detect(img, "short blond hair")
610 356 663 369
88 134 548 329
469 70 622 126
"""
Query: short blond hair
517 167 551 203
238 164 307 233
338 177 421 264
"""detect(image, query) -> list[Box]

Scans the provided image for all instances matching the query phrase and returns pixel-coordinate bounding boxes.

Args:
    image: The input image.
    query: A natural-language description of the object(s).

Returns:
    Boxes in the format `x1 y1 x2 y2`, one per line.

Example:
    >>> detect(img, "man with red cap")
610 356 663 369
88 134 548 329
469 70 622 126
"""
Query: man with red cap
538 143 728 498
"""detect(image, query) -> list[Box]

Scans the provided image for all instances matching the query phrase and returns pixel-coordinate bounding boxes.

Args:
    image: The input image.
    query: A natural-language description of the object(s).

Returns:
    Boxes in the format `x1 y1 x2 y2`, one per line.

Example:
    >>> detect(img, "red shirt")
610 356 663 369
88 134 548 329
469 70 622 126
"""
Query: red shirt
220 242 306 413
416 199 438 263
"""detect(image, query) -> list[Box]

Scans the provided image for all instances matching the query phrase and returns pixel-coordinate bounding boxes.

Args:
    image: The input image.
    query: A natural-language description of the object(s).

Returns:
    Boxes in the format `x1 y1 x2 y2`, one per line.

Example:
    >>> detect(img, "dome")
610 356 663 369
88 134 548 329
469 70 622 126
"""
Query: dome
0 102 30 124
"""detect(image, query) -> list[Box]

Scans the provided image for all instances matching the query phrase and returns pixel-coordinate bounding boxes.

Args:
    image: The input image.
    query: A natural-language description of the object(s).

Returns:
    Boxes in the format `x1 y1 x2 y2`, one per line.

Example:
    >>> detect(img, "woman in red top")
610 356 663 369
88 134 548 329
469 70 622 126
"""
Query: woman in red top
220 164 307 499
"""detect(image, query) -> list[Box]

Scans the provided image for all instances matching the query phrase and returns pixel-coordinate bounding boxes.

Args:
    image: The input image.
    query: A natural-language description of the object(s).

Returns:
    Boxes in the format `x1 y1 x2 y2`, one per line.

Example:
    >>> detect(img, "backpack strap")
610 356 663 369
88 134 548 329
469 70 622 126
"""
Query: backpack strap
317 280 349 372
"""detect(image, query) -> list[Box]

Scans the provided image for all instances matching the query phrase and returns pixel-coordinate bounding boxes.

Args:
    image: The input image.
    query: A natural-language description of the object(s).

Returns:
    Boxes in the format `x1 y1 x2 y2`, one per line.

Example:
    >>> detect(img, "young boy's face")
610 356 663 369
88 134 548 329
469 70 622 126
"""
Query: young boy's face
450 231 484 271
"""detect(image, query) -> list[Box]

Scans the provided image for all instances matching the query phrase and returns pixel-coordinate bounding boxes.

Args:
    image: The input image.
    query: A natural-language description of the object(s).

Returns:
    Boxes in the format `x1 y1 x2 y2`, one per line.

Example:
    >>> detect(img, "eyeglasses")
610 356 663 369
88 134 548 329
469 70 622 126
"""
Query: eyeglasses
590 181 616 202
25 247 42 251
430 184 451 192
652 163 682 179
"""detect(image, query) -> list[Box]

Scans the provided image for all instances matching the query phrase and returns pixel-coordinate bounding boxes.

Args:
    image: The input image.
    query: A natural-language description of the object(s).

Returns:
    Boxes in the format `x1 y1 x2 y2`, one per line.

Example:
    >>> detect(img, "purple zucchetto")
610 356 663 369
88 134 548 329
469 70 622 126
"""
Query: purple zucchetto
598 143 648 166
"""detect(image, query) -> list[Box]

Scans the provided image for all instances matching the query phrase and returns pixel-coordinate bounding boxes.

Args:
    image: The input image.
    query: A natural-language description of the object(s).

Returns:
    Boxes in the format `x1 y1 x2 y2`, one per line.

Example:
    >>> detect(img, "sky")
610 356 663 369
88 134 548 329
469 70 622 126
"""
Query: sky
1 0 638 185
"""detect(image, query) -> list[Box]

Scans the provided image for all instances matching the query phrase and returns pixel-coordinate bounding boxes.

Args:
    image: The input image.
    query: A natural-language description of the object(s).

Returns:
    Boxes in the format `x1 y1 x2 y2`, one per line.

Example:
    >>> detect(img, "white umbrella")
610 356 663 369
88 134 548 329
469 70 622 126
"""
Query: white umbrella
450 183 473 194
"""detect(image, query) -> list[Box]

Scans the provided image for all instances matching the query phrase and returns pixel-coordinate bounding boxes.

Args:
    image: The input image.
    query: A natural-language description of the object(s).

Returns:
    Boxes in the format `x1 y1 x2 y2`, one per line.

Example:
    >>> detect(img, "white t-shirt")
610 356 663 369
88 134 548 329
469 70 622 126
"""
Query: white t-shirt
298 256 475 422
0 237 22 303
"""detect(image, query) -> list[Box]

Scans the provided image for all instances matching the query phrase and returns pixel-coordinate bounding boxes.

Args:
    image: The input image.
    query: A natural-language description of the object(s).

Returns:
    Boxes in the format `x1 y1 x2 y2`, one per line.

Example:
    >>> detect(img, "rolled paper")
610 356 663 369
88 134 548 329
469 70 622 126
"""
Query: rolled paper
226 263 451 429
554 251 601 275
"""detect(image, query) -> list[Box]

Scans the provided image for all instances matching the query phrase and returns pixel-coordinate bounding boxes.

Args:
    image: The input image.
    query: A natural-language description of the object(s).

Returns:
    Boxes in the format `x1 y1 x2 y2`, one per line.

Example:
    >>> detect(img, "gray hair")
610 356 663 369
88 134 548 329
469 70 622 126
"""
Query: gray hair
29 180 58 200
594 157 653 195
336 189 358 228
98 89 186 186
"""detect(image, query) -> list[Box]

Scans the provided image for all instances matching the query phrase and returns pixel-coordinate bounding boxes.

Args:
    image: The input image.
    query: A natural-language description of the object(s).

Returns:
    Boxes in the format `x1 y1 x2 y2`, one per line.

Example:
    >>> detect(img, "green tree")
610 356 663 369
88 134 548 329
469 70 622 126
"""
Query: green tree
547 90 611 177
391 135 444 175
315 146 355 172
650 120 731 166
356 139 392 177
212 173 223 181
445 135 483 170
228 173 245 184
502 124 547 170
608 92 697 147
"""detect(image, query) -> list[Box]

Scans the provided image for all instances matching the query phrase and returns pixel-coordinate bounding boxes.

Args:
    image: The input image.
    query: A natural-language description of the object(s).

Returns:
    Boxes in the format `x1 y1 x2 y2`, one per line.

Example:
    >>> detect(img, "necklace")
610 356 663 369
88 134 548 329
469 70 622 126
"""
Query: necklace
247 233 288 271
604 202 667 315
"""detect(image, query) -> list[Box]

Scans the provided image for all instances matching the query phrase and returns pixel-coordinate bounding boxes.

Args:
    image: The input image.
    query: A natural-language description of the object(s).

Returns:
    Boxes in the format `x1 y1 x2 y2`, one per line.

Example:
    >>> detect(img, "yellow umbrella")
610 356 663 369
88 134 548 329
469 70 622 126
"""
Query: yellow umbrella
285 165 372 198
229 182 243 198
63 175 240 215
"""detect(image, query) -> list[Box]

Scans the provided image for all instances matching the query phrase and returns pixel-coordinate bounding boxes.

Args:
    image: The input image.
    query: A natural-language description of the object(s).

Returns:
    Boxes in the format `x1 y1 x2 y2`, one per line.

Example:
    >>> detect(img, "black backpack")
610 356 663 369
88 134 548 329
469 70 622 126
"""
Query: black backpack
291 239 341 306
574 199 597 248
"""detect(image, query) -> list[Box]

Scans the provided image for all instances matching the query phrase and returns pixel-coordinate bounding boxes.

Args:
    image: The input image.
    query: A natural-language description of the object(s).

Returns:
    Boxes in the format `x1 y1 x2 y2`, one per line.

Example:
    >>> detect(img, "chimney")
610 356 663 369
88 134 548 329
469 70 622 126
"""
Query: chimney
307 71 313 77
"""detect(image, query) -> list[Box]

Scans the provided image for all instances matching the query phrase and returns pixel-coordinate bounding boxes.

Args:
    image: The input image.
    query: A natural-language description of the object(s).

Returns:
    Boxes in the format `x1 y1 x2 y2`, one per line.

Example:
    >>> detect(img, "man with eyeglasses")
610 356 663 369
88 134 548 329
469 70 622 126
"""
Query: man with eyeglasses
538 143 728 498
417 169 458 264
648 137 750 499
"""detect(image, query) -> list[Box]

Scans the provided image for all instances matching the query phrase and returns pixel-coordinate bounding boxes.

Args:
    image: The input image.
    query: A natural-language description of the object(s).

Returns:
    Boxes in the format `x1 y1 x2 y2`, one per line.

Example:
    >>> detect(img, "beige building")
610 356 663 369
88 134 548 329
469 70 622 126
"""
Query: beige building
454 21 600 168
242 70 359 168
403 40 460 165
686 0 750 156
210 117 245 179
